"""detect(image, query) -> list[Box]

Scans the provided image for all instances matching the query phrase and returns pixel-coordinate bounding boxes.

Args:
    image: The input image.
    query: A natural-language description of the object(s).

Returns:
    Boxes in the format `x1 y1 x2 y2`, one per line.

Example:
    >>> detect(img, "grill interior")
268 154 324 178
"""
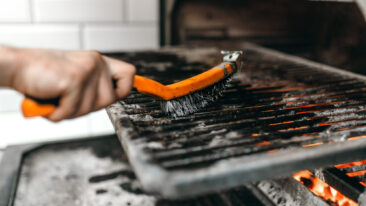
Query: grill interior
107 43 366 198
9 135 366 205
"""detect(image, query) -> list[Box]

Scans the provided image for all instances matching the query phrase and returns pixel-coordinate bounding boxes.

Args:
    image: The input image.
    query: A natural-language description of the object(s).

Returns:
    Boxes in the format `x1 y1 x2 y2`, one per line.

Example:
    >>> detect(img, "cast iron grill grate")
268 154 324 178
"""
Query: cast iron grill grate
308 160 366 203
107 44 366 198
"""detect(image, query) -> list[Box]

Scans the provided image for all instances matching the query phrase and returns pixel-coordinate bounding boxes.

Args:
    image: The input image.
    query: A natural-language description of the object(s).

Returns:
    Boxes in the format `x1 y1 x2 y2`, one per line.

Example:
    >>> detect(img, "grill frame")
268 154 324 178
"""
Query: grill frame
107 43 366 198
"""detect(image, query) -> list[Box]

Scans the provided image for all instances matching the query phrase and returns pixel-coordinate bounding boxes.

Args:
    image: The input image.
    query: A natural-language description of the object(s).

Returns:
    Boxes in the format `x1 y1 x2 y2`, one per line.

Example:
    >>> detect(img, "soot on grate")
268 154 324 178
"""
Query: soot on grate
118 49 366 170
107 44 366 198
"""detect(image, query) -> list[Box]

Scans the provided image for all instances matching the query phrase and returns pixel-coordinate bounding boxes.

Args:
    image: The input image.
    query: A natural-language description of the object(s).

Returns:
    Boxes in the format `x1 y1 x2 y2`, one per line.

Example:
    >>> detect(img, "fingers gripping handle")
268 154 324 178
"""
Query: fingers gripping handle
21 78 119 118
21 50 242 118
22 63 235 118
21 75 157 118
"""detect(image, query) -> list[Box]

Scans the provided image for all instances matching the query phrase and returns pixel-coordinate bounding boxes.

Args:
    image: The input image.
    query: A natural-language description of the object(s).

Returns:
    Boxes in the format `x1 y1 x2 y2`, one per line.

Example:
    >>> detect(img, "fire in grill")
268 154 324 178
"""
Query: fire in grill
108 43 366 198
3 44 366 204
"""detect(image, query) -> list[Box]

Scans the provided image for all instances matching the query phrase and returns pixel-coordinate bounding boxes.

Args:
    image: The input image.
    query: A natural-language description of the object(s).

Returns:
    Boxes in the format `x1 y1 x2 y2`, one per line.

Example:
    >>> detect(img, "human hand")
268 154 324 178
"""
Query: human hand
9 48 135 122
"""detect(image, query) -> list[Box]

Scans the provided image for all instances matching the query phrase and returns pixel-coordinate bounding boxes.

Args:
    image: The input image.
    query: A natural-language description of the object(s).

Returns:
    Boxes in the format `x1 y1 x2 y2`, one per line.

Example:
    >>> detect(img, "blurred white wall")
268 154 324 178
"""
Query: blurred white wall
0 0 159 148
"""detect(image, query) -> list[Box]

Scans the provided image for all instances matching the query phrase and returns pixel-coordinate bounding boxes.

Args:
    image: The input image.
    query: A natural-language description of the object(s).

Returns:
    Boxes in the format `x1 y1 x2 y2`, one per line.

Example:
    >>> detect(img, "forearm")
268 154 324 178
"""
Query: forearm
0 46 18 87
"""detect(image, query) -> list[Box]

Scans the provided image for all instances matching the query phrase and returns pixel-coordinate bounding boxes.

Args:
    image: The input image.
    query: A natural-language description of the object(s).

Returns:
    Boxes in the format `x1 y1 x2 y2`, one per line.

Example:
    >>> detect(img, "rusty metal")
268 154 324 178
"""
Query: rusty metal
107 43 366 198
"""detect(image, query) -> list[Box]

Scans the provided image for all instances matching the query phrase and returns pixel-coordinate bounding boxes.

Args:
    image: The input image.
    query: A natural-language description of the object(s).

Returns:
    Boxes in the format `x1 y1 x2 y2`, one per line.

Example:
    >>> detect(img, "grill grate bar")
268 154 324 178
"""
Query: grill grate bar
122 82 366 121
123 79 364 105
151 123 366 164
314 168 363 202
107 45 366 198
133 100 366 138
122 78 362 101
132 98 366 128
340 164 366 173
157 131 366 170
137 103 366 150
124 60 366 168
149 119 366 157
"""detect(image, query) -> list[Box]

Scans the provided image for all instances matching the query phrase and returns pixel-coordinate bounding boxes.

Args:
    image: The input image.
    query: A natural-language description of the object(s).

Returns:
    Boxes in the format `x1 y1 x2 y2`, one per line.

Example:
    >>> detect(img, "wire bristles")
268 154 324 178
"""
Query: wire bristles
161 76 232 118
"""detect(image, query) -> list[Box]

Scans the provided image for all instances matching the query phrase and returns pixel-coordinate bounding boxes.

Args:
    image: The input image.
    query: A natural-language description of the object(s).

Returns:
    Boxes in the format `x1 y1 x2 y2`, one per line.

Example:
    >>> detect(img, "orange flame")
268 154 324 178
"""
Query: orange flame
293 170 358 206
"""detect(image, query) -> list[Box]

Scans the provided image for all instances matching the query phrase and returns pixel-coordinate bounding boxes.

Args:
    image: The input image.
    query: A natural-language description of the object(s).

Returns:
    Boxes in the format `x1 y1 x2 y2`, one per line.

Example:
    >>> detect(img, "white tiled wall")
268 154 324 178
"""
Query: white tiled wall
0 0 31 22
126 0 159 22
84 24 158 51
33 0 124 23
0 24 80 50
0 0 159 148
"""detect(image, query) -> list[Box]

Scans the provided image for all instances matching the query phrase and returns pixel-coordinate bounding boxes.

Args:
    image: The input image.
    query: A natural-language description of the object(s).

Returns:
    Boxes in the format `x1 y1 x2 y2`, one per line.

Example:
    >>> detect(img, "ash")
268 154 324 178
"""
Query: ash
208 131 240 147
11 137 290 206
258 179 328 206
14 140 157 206
258 181 297 206
129 114 154 121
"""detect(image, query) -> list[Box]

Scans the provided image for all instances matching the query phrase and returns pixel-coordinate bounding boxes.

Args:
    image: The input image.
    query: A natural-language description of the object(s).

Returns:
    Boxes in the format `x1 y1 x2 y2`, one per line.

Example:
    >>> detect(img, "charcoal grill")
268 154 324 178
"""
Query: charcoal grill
107 43 366 198
0 135 278 206
3 134 366 205
2 45 366 205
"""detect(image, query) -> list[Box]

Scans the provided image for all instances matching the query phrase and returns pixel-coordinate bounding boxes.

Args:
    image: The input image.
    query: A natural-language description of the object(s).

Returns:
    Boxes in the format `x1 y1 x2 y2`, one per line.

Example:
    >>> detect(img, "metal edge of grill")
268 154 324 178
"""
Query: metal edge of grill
106 43 366 199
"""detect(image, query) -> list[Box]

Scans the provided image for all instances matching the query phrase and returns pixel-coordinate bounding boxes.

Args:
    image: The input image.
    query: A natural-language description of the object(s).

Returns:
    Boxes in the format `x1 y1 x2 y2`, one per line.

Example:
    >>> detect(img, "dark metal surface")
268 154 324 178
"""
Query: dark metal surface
107 43 366 198
257 178 328 206
315 167 364 202
0 135 280 206
0 136 119 206
0 144 35 206
321 160 366 204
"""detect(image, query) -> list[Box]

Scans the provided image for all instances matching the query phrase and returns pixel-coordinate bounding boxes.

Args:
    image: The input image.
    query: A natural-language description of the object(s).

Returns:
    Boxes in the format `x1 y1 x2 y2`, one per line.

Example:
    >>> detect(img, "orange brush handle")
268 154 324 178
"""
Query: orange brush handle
22 97 58 118
134 63 234 100
21 62 234 118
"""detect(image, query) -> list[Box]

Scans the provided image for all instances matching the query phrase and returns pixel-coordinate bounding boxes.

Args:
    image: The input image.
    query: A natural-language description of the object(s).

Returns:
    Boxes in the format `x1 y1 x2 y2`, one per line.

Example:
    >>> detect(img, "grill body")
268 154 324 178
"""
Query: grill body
107 43 366 198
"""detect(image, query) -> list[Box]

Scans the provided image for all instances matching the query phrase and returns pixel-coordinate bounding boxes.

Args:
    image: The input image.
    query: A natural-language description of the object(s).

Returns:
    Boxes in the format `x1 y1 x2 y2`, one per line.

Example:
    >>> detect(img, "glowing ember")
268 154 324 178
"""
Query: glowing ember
346 170 366 178
318 123 332 126
278 126 308 132
302 142 324 147
296 110 321 114
255 141 271 147
293 170 358 206
286 103 325 110
335 160 366 169
267 149 278 153
269 121 294 126
348 135 366 141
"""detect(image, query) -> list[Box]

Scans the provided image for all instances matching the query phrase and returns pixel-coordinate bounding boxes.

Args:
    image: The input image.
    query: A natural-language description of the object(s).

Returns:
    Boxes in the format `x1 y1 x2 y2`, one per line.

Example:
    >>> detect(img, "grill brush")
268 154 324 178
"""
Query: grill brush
21 50 243 118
